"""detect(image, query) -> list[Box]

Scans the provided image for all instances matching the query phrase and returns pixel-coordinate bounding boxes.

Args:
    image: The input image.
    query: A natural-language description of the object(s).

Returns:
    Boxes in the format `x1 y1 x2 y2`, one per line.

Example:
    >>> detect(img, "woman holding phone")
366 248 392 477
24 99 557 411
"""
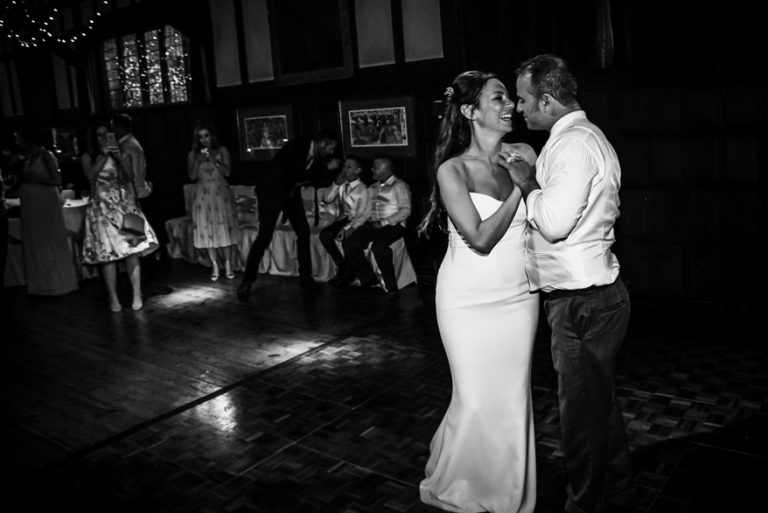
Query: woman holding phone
81 120 158 312
187 121 239 281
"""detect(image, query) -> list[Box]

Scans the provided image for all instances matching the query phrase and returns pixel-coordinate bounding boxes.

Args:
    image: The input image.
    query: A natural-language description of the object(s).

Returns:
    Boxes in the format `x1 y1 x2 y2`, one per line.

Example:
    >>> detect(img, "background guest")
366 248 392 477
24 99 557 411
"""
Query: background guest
237 130 340 301
112 113 165 278
342 155 411 295
81 121 159 312
319 155 369 285
17 127 78 296
187 121 239 281
0 168 7 289
0 129 24 202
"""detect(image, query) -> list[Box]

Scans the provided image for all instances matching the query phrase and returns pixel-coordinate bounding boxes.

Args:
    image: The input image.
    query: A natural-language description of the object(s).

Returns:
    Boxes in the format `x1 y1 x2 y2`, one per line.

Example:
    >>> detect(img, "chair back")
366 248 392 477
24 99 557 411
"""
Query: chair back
231 185 259 227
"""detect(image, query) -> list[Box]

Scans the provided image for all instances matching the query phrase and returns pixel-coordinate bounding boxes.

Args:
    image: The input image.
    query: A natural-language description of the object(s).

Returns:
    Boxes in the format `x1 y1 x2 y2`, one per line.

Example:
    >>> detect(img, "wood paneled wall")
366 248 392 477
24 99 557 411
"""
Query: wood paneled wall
579 75 767 310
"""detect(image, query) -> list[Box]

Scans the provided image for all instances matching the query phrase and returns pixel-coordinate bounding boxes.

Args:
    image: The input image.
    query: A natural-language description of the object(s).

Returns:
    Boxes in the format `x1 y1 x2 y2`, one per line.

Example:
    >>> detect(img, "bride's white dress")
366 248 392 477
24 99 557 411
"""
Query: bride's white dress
420 193 539 513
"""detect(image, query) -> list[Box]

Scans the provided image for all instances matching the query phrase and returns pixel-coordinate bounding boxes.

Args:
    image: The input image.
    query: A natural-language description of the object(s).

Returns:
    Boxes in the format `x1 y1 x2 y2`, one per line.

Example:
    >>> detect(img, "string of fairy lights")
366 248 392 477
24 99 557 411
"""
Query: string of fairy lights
1 0 191 107
0 0 110 49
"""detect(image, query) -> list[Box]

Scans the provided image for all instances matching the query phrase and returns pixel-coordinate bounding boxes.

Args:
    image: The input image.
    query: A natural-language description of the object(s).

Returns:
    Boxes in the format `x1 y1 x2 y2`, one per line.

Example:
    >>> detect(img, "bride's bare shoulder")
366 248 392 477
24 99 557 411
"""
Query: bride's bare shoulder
437 156 471 186
438 155 466 175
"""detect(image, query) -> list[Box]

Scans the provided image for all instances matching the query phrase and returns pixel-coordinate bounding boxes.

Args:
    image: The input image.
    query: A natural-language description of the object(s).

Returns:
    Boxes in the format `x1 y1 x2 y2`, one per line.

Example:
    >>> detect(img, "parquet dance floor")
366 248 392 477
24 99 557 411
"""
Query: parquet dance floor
3 259 766 512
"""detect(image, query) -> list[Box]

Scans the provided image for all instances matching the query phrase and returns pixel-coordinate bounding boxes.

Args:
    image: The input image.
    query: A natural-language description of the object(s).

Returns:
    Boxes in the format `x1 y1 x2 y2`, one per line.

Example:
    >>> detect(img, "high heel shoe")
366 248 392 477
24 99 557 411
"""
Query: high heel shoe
210 262 220 281
225 260 235 280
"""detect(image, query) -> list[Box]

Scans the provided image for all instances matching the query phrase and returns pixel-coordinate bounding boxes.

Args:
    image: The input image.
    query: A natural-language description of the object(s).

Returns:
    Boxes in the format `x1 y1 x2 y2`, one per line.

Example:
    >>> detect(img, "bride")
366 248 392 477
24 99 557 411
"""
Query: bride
417 70 539 513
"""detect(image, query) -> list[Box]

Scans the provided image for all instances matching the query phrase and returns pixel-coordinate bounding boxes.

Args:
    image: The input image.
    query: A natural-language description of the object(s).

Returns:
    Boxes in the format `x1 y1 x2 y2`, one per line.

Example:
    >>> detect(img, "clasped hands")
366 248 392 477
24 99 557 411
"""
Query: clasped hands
495 151 530 180
495 151 538 198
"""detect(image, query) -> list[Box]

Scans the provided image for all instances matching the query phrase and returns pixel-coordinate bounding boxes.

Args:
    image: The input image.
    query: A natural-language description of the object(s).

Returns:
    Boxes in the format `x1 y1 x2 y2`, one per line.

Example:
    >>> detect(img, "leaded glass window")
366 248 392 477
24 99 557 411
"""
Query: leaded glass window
165 25 189 103
102 25 190 109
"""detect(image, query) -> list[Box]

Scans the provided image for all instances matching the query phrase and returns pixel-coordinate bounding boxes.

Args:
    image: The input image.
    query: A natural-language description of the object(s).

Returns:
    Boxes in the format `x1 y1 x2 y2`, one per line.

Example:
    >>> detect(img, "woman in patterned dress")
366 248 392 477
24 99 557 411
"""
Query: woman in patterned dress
81 121 158 312
187 122 239 281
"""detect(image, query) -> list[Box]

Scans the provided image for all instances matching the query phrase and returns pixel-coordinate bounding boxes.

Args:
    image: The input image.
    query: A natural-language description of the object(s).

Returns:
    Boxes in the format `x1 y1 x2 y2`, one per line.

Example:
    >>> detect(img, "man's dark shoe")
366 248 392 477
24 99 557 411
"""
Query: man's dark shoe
359 280 384 294
384 287 400 298
237 279 252 301
299 276 320 289
329 273 353 287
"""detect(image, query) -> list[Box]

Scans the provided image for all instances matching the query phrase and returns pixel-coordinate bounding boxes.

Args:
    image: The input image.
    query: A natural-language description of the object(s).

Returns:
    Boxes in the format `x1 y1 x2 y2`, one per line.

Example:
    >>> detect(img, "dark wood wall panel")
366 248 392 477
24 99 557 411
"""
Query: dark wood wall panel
689 243 719 303
650 88 683 131
686 137 720 183
725 136 760 184
688 192 719 242
650 138 683 182
651 242 684 298
687 88 719 129
587 71 767 310
723 85 760 129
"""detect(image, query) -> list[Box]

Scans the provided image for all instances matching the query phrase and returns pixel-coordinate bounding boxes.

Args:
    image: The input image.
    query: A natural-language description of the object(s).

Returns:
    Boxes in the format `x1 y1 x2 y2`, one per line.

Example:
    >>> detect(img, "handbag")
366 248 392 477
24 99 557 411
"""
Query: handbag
120 212 146 237
120 177 147 238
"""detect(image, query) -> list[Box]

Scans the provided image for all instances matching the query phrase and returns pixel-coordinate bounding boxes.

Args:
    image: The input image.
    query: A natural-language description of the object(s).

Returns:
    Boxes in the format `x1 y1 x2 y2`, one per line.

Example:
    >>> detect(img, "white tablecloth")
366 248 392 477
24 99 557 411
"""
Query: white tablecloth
4 197 95 286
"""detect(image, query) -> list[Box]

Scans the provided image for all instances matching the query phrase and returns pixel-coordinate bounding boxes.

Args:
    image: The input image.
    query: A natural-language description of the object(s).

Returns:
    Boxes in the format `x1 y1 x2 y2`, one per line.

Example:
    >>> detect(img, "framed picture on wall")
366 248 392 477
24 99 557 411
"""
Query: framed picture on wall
236 104 294 161
338 96 417 159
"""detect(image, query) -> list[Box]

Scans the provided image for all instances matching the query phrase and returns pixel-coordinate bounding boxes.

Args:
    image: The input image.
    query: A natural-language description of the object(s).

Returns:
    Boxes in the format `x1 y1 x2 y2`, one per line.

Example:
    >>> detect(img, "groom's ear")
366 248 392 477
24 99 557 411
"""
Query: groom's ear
460 104 476 120
540 93 557 113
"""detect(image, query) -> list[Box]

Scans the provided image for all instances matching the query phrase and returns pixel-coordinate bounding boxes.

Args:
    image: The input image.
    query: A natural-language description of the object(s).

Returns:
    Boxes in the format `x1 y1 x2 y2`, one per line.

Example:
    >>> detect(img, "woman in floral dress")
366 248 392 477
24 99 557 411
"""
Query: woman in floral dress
187 122 239 281
81 121 158 312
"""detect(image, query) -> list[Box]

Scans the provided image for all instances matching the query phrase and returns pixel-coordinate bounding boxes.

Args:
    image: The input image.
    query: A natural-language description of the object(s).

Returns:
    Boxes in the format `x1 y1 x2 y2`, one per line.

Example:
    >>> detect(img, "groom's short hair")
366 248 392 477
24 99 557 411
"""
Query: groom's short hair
517 54 579 108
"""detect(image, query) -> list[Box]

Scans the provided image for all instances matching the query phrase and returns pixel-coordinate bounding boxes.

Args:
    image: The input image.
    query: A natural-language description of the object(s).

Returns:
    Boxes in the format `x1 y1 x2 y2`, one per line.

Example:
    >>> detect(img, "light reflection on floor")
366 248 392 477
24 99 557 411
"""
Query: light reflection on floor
191 393 238 433
150 284 230 307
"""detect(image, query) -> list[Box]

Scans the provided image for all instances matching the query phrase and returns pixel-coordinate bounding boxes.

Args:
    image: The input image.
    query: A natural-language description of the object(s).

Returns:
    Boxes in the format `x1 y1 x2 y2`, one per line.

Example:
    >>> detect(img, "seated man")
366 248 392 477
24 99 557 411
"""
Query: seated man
319 155 369 284
342 155 411 295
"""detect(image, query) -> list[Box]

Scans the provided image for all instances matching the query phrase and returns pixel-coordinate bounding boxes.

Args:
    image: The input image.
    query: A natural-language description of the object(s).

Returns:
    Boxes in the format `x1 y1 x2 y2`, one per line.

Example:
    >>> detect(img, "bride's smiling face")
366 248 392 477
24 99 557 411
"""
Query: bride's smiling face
470 78 515 134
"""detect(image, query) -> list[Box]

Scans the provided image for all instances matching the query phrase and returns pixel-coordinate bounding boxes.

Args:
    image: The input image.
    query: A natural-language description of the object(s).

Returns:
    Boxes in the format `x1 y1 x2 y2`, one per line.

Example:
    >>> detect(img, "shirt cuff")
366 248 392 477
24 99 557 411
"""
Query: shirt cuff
526 189 543 229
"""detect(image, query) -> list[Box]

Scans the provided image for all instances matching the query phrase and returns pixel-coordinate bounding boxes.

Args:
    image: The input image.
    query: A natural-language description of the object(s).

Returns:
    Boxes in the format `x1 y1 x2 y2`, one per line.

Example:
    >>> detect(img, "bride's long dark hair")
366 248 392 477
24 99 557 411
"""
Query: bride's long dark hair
416 70 498 237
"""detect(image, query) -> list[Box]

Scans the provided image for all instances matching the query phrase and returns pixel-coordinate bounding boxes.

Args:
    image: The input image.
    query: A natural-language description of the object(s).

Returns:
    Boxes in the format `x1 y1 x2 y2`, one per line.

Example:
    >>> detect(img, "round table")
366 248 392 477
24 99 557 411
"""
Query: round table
3 197 93 287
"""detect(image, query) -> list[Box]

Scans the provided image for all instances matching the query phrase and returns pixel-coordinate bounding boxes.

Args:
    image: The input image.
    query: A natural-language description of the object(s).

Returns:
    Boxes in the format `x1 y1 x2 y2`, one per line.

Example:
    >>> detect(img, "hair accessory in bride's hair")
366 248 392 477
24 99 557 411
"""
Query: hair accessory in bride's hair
444 86 454 101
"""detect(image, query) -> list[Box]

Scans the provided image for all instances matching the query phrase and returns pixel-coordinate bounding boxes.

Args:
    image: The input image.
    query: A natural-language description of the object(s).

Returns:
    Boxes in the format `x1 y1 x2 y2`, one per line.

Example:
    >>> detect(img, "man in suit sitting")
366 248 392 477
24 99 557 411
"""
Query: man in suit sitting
237 131 339 301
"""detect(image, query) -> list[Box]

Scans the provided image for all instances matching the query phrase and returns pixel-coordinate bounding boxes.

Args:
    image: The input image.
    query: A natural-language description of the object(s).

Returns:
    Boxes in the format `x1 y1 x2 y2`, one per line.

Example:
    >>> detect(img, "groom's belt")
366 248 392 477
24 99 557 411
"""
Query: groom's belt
541 276 620 300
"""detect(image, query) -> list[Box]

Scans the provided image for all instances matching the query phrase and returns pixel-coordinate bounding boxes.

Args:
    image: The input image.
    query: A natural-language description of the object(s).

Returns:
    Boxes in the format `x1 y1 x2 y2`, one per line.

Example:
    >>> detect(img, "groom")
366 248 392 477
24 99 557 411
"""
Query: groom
499 54 635 513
